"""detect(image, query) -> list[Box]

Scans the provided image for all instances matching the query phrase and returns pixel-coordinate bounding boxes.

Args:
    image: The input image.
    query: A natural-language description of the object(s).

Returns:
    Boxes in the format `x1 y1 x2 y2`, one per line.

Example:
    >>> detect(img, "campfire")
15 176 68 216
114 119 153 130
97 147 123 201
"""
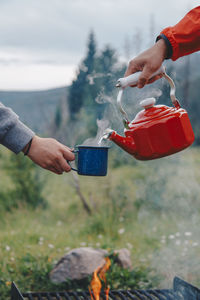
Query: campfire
11 276 200 299
89 257 111 300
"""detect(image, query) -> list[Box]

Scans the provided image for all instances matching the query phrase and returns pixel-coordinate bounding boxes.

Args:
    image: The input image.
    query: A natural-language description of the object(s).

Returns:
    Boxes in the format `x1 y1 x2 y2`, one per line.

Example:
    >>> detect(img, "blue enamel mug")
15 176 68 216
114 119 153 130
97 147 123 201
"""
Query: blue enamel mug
70 145 109 176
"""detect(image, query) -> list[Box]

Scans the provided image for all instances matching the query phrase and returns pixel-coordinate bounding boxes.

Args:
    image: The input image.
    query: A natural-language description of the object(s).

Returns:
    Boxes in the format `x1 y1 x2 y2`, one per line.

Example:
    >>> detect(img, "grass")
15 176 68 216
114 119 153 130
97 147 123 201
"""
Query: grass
1 146 200 298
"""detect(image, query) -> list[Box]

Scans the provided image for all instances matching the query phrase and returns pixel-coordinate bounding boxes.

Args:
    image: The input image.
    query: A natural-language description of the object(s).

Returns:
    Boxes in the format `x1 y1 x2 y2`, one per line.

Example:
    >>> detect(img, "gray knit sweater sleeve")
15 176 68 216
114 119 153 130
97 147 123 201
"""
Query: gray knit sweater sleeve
0 102 35 154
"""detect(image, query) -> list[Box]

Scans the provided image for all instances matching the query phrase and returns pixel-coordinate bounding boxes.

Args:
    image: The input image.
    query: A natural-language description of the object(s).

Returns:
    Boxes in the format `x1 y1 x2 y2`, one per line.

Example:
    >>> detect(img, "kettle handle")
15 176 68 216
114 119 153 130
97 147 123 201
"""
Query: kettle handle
116 67 181 126
162 72 180 108
116 65 165 88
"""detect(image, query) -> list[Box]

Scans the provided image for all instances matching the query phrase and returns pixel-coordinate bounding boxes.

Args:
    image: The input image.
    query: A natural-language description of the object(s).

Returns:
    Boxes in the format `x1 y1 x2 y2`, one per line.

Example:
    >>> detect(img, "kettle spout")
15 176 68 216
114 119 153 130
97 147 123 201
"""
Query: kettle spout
109 131 136 155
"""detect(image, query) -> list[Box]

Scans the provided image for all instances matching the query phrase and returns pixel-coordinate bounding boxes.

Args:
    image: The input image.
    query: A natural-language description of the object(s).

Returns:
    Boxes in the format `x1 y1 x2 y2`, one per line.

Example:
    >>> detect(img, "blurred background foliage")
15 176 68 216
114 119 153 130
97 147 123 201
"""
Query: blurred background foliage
0 31 200 298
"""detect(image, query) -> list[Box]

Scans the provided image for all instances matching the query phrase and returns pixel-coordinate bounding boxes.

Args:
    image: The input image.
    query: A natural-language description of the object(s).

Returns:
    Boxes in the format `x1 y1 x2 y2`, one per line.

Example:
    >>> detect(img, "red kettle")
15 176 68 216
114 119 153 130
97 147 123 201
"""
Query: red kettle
106 68 195 160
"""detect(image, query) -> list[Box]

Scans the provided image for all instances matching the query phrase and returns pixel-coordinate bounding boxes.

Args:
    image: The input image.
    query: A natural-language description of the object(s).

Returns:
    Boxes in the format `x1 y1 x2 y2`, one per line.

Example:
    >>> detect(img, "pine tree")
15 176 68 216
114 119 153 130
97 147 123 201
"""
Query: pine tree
83 30 96 74
68 30 97 119
66 31 125 142
54 105 62 129
98 45 117 94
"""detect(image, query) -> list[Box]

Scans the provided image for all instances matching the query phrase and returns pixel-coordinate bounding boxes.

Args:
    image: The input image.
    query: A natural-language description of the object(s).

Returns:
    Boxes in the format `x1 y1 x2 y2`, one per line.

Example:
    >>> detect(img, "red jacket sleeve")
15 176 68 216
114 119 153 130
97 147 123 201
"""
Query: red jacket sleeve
161 6 200 61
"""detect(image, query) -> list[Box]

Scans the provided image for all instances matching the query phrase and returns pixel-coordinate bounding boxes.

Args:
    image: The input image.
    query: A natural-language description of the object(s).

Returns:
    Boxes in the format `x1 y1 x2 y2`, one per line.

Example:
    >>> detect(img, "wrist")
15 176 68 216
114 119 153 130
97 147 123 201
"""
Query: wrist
156 34 172 59
26 136 42 158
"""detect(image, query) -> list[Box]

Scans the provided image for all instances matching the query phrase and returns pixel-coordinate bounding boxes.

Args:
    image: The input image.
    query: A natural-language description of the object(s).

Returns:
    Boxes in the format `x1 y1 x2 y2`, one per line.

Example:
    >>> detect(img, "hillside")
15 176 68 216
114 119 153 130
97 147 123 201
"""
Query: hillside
0 86 68 134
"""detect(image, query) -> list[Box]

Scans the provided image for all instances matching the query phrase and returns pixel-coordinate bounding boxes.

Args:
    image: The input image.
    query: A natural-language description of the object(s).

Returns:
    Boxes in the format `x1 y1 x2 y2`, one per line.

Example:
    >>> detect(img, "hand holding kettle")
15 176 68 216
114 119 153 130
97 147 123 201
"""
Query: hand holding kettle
124 39 167 88
124 6 200 88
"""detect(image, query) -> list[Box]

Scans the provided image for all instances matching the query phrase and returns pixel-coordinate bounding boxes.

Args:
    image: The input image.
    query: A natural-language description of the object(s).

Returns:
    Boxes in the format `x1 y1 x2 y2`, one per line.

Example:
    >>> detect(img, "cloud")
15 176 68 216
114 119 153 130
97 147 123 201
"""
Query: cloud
0 0 198 89
0 0 198 55
0 62 76 90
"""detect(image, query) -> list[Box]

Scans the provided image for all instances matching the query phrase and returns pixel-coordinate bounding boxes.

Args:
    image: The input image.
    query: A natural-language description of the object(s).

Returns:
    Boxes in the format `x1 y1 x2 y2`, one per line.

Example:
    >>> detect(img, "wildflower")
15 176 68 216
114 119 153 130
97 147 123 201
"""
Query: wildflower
119 217 124 222
98 234 103 239
65 247 70 252
57 221 62 226
192 242 199 247
175 232 180 237
53 259 58 264
38 237 43 245
160 235 166 243
169 235 175 239
5 246 10 251
80 242 86 246
6 281 11 286
48 244 54 249
185 232 192 236
96 243 100 247
118 228 125 235
126 242 133 249
140 258 147 263
175 240 181 246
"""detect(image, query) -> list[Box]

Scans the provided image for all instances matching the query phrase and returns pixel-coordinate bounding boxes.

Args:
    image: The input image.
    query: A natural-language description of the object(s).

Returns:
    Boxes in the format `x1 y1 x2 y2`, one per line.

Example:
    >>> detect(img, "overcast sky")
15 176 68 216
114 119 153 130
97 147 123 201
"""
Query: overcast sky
0 0 199 90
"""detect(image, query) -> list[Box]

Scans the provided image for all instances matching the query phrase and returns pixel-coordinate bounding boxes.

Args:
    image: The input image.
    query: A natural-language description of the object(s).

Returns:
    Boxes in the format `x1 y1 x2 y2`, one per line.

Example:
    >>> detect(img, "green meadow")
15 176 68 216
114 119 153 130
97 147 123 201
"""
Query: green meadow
0 146 200 298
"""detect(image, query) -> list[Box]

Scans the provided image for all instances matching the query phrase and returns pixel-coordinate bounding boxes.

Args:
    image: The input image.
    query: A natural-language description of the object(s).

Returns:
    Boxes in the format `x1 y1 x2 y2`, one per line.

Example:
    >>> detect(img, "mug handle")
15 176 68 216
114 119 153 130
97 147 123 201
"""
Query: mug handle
67 149 79 172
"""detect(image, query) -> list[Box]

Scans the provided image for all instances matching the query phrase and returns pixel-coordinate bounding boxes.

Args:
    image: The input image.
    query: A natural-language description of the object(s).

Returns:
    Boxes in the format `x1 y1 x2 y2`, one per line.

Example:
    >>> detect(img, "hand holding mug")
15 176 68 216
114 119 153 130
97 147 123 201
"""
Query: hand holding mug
26 136 75 174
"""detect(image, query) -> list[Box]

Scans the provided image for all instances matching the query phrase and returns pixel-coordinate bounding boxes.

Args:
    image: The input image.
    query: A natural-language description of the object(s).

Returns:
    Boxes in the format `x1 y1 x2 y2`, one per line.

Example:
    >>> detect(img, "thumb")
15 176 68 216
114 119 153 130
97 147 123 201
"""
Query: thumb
137 65 153 88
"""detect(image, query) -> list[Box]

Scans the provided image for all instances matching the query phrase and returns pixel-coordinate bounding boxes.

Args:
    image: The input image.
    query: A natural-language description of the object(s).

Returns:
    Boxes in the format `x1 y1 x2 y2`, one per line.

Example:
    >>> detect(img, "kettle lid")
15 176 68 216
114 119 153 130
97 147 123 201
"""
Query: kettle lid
140 97 156 109
133 97 174 124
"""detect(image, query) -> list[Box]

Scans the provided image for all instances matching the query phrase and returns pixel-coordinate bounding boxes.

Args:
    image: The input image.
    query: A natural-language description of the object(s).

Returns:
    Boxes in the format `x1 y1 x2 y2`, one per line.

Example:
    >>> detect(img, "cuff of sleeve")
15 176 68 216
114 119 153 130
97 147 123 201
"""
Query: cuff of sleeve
160 27 179 61
156 34 173 59
1 120 35 154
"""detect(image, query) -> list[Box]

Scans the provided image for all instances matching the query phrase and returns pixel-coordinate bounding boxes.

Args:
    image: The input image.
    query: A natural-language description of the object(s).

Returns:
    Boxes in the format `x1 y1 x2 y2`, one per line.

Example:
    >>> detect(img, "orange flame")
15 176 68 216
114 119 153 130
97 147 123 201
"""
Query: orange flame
89 257 111 300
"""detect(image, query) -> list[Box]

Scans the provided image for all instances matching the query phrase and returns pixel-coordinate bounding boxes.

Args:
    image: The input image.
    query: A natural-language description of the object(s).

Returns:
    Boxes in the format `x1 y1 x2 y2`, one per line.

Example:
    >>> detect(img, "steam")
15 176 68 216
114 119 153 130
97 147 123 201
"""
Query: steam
81 75 163 147
145 87 162 99
129 85 162 108
136 152 200 288
82 118 110 146
87 73 112 85
95 87 113 104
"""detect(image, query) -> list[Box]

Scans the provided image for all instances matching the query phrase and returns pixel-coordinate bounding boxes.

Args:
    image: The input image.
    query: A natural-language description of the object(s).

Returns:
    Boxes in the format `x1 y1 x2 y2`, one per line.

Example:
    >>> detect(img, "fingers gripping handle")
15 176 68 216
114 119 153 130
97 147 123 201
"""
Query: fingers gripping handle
67 150 78 172
116 65 165 88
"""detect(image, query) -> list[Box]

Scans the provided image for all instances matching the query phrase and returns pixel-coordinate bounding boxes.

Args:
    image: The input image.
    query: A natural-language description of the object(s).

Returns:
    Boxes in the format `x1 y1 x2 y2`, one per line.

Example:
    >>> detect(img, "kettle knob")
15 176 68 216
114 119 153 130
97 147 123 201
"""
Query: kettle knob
140 98 156 109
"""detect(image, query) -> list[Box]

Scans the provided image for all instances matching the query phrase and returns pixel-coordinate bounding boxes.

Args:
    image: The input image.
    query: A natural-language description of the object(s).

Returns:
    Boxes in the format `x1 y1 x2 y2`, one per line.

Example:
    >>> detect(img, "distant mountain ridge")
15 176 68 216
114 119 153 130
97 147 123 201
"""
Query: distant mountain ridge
0 86 68 134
